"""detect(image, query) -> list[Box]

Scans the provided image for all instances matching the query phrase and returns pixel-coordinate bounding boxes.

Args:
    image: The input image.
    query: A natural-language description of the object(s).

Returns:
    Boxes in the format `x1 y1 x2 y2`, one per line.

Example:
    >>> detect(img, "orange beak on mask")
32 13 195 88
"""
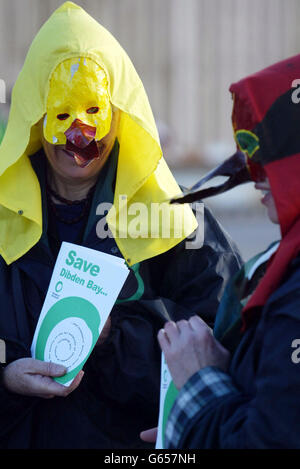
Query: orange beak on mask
43 57 112 167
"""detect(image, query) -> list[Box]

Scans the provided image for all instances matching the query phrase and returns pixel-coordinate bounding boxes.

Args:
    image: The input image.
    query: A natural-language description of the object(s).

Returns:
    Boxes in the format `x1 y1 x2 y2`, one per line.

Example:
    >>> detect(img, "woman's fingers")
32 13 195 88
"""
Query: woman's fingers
188 315 213 334
158 321 179 350
157 328 170 349
24 359 84 396
39 370 85 397
189 315 205 330
164 321 179 341
140 427 157 443
64 370 84 394
159 319 194 351
25 358 67 377
158 316 211 350
2 358 84 398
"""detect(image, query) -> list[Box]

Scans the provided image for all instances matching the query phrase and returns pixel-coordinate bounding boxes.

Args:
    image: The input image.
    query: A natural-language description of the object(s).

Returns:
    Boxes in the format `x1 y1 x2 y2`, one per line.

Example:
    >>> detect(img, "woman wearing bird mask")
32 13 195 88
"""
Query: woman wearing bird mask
0 2 242 448
142 53 300 449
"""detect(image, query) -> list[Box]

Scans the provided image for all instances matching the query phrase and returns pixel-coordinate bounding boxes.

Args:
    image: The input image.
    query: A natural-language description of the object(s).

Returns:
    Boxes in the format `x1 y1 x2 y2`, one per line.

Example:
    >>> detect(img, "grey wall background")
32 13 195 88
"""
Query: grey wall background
1 0 300 165
0 0 293 258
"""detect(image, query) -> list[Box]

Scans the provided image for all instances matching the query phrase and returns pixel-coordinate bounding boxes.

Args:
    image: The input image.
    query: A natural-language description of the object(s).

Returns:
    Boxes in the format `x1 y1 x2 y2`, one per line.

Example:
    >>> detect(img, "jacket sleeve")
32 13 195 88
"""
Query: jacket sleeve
0 259 37 448
165 278 300 449
151 204 243 327
81 299 180 447
0 339 37 448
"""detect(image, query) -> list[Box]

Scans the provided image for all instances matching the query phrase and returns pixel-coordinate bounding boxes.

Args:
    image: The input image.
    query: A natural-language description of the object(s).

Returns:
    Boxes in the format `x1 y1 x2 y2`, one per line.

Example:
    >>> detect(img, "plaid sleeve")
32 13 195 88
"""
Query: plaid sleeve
164 366 238 449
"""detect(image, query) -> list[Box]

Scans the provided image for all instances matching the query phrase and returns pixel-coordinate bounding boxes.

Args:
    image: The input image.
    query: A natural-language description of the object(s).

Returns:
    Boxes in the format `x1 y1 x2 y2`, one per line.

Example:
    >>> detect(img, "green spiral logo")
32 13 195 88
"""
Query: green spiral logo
35 296 101 385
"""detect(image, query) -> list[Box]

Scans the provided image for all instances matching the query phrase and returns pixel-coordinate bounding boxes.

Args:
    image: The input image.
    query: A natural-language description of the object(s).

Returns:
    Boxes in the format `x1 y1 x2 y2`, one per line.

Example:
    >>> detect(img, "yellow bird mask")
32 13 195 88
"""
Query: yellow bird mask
0 1 198 266
44 57 112 167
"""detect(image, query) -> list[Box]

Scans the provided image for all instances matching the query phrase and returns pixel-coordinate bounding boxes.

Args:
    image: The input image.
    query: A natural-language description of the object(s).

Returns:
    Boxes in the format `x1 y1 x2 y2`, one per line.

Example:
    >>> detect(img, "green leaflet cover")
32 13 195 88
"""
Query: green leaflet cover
31 242 129 386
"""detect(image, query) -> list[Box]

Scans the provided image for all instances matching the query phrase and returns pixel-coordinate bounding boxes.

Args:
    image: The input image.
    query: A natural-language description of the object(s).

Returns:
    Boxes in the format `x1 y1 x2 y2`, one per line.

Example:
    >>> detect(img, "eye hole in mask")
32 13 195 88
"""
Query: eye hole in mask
57 113 70 121
86 107 100 114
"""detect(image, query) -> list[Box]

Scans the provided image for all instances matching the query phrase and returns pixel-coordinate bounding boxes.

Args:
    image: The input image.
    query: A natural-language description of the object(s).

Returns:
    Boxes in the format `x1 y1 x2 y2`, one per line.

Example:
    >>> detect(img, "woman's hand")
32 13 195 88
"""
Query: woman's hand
2 358 84 399
158 315 230 389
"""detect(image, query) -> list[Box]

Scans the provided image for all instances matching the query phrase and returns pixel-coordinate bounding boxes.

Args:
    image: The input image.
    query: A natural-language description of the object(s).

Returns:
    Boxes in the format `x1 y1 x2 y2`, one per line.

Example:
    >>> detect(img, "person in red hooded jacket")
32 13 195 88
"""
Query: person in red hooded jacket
141 53 300 449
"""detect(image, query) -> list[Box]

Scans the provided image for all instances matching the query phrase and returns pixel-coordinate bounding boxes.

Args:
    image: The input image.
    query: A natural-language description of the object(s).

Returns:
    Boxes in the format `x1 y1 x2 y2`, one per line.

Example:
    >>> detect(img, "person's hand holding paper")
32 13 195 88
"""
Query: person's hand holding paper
3 358 84 399
31 242 129 387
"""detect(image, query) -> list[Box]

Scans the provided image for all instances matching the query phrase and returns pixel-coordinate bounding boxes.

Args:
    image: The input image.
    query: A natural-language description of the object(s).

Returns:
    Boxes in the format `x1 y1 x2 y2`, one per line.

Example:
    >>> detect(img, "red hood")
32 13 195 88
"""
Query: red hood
230 54 300 330
230 54 300 237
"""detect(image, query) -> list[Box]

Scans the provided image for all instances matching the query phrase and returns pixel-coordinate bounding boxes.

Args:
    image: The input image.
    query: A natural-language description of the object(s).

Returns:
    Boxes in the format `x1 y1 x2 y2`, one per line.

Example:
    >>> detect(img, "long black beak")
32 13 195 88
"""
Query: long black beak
170 151 251 204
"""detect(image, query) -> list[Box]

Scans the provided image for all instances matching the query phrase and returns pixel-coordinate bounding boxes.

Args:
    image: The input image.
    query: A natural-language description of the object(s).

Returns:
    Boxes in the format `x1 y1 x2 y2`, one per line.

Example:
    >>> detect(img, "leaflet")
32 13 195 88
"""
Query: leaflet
155 352 179 449
31 242 129 386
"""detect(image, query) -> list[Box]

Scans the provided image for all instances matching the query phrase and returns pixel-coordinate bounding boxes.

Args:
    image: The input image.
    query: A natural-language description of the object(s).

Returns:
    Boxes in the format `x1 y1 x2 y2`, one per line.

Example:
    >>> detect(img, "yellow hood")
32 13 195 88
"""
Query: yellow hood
0 1 197 265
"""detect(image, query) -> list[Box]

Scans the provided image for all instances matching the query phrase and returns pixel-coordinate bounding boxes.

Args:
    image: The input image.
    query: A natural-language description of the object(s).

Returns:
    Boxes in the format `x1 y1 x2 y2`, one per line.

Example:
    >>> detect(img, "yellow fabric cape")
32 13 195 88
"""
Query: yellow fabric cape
0 1 197 266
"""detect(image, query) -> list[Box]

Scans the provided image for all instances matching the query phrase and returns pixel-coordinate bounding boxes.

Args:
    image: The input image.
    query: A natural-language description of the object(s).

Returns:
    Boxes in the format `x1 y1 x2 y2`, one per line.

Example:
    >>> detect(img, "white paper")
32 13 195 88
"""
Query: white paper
31 242 129 386
156 353 179 449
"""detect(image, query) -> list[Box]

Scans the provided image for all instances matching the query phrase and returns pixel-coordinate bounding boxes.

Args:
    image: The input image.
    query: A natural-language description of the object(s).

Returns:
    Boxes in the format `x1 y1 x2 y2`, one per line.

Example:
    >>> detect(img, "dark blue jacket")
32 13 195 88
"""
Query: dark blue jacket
0 148 242 448
174 254 300 448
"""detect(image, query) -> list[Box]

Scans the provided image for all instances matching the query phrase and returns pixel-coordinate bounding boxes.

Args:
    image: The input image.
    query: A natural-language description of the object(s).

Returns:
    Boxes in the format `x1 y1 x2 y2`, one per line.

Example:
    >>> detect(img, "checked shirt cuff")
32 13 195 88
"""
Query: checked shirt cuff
164 366 238 449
